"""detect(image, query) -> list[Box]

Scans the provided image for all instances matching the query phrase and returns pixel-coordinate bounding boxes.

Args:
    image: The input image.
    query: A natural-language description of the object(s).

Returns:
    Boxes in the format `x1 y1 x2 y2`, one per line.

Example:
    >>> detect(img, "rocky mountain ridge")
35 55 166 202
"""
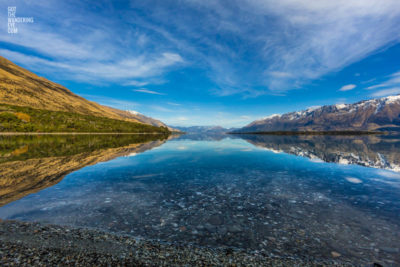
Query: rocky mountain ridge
236 95 400 133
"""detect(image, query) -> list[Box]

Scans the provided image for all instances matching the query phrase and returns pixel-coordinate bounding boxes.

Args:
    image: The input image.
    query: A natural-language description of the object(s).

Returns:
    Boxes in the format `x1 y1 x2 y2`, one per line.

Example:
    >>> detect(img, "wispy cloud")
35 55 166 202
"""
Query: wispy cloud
133 88 165 95
79 94 140 109
177 0 400 95
0 48 183 83
370 87 400 97
1 0 400 98
0 2 184 85
339 84 356 91
366 70 400 90
124 80 149 87
365 70 400 97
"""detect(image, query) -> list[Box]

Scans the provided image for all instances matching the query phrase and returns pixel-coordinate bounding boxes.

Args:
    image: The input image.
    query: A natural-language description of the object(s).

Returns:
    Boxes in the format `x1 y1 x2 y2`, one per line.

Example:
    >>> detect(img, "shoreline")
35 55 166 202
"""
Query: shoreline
0 132 170 136
0 220 353 266
229 131 386 135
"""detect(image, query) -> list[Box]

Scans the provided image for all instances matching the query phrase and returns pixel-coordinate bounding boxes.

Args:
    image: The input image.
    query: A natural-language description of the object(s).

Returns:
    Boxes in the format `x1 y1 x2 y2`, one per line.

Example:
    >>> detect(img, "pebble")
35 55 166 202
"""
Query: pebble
0 220 353 266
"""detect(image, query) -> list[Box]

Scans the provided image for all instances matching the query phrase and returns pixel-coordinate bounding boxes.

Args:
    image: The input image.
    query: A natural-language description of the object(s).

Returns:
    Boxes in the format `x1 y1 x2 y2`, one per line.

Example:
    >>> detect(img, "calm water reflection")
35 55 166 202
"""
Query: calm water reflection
0 134 169 205
0 134 399 265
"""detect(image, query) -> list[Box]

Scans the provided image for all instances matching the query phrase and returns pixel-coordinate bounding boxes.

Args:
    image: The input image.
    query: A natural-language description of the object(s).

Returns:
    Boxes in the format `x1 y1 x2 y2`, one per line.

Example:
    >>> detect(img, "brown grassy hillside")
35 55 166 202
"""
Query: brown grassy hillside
0 56 167 127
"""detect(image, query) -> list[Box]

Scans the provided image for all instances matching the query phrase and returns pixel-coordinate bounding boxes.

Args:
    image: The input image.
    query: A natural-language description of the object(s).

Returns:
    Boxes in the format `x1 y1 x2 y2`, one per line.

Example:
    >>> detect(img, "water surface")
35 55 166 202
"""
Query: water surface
0 133 399 265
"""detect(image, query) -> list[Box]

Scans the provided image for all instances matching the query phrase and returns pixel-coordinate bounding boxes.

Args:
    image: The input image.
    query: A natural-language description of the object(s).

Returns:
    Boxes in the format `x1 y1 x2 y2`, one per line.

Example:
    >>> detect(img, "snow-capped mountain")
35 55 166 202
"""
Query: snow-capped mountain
236 95 400 133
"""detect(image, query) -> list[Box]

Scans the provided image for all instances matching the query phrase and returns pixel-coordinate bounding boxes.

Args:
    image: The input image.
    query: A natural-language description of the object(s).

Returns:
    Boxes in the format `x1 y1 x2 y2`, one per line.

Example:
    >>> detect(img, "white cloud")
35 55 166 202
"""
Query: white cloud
0 48 183 83
79 94 140 110
366 70 400 90
187 0 400 93
124 80 149 87
377 170 400 179
370 87 400 97
366 84 389 90
0 2 184 86
0 26 103 60
345 177 362 184
2 0 400 96
339 84 356 91
133 89 165 95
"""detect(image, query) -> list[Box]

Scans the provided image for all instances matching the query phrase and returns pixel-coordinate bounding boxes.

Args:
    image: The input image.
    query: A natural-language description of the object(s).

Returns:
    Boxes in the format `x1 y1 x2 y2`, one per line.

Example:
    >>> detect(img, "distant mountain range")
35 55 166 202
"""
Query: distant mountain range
0 56 169 130
172 126 236 141
173 126 234 134
234 95 400 133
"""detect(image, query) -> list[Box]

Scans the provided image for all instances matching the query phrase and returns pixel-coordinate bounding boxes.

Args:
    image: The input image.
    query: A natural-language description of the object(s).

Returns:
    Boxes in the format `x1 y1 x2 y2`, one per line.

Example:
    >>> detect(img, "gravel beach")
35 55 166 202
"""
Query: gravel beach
0 220 364 266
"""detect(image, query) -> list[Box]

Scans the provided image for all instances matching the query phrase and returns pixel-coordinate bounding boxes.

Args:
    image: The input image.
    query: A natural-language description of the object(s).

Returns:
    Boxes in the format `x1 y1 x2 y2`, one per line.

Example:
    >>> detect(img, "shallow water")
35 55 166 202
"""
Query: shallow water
0 134 400 265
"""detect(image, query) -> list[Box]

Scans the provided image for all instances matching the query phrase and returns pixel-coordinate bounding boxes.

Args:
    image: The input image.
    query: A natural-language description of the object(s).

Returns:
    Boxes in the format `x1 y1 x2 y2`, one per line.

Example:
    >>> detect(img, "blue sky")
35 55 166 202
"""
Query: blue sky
1 0 400 127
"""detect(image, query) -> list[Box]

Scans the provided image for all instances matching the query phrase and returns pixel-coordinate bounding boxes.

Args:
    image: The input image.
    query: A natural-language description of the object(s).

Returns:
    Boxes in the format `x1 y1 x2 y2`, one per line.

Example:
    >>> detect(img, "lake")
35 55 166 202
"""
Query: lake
0 133 399 265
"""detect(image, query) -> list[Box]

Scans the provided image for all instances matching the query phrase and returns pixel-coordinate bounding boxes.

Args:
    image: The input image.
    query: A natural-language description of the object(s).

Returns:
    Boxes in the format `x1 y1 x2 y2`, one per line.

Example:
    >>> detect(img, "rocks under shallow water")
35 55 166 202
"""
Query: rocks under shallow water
0 220 356 266
208 214 224 225
2 142 400 266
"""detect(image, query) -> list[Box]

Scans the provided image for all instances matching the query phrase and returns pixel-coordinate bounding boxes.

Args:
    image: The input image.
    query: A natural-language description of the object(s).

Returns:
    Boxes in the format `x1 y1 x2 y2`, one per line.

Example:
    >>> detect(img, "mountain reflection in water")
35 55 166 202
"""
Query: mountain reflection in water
0 134 169 206
237 134 400 172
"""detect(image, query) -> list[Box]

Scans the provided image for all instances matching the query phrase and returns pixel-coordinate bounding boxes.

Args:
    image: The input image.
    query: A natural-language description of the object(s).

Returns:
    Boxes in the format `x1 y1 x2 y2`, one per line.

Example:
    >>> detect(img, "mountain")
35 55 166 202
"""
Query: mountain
238 134 400 172
171 126 232 141
235 95 400 133
173 126 231 133
127 110 179 132
0 56 168 128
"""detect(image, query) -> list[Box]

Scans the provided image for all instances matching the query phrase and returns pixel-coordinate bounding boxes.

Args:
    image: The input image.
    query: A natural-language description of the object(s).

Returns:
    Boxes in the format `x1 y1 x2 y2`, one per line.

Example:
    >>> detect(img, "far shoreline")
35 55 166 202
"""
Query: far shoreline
228 131 387 135
0 132 178 136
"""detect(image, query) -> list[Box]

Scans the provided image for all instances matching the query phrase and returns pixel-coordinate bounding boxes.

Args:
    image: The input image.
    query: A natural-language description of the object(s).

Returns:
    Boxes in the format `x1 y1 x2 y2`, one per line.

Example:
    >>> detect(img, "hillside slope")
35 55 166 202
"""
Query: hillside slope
236 95 400 133
0 103 169 133
0 56 167 127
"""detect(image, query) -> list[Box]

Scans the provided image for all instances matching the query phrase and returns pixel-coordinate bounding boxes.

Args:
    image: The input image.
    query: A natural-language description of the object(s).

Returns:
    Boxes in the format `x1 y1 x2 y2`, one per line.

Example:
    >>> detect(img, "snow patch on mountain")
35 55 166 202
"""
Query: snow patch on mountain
127 110 140 115
335 104 347 109
385 94 400 104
